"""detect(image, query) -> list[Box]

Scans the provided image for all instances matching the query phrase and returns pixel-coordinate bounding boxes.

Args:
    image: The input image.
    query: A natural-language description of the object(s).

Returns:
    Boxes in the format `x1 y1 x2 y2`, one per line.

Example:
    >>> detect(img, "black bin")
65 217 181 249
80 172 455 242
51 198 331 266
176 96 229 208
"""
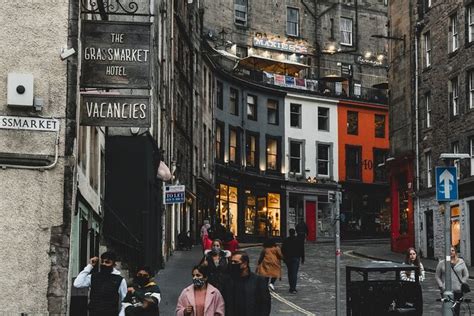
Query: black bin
346 262 422 316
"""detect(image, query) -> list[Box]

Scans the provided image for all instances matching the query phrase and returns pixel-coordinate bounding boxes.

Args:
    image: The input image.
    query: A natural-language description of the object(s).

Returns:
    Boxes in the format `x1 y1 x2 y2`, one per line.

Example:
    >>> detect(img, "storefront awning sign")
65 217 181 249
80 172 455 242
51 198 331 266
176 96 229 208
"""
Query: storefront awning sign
81 21 151 89
253 36 308 54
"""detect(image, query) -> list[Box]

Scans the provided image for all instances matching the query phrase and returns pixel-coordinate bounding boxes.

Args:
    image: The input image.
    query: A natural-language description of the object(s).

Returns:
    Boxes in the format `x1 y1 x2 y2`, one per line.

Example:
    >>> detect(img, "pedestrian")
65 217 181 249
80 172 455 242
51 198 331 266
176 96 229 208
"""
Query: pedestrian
400 247 424 316
200 239 231 292
256 238 283 291
212 218 227 241
223 231 239 254
176 265 225 316
281 228 305 294
73 251 127 316
435 246 470 316
202 234 213 252
295 219 308 241
121 266 161 316
225 250 271 316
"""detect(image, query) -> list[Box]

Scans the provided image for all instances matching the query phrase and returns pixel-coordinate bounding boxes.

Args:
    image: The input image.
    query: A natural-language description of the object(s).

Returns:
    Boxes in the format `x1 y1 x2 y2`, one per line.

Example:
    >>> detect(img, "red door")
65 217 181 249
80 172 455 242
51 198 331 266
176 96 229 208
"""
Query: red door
305 201 317 241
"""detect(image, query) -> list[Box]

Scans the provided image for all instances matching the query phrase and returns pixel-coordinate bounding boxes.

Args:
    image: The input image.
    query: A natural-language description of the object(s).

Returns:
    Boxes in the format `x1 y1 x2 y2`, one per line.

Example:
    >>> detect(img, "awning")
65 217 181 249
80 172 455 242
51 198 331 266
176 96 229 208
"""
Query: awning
373 82 389 89
319 75 347 82
238 54 309 75
215 49 240 60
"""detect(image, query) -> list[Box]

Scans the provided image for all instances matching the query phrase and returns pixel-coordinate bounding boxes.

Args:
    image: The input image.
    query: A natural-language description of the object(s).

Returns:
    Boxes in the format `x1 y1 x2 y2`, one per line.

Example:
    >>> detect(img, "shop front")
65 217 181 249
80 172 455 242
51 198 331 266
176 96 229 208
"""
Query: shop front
216 171 285 242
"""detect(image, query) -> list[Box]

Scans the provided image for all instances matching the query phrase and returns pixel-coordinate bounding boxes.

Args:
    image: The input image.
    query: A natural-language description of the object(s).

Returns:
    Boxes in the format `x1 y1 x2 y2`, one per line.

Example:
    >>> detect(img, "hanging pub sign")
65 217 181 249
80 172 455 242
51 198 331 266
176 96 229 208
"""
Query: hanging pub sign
355 55 385 67
80 94 150 127
81 21 151 89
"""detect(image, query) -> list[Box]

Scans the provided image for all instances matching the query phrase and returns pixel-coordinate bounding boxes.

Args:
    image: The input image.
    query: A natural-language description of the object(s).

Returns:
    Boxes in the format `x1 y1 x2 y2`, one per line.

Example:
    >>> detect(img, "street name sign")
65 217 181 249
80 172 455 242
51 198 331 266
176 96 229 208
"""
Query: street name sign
0 115 59 132
164 185 185 204
80 94 150 127
435 166 458 201
81 21 151 89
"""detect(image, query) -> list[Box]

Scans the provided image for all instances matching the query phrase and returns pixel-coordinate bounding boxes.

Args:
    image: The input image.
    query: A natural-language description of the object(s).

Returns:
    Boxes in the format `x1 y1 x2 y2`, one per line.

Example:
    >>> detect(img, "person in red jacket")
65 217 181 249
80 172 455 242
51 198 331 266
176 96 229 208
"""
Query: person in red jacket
224 231 239 254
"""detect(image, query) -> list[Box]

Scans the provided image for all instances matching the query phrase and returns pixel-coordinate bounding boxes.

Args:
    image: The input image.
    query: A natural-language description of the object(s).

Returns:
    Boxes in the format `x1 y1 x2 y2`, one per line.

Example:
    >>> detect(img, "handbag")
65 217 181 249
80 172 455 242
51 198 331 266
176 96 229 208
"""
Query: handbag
451 264 471 293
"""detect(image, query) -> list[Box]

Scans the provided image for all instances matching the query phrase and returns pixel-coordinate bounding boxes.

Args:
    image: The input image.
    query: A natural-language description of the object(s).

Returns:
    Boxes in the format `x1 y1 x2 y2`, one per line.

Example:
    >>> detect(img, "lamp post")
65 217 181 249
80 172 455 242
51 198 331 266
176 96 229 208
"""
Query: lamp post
439 153 470 316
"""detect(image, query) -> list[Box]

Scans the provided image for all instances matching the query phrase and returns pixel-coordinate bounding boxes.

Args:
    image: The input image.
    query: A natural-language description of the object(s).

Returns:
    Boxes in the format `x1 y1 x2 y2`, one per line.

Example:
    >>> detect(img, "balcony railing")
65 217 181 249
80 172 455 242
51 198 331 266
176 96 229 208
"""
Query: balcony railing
239 70 388 104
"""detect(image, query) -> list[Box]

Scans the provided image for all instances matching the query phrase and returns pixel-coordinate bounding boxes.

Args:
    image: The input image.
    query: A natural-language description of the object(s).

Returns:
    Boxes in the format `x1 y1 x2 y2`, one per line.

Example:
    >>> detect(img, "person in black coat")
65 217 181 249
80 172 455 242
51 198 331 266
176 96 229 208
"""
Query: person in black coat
282 228 305 293
223 250 271 316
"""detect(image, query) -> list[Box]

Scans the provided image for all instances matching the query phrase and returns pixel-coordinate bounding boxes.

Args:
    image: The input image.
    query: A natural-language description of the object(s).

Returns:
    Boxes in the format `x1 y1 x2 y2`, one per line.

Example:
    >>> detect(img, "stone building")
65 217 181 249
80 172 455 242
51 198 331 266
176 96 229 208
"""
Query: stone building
201 0 389 240
388 0 474 262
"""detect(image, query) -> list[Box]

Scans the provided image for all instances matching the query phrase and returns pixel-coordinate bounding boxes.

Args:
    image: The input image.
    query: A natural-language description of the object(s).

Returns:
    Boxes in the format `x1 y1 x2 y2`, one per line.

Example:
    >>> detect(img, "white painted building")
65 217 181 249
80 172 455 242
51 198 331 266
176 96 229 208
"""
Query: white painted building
284 93 339 241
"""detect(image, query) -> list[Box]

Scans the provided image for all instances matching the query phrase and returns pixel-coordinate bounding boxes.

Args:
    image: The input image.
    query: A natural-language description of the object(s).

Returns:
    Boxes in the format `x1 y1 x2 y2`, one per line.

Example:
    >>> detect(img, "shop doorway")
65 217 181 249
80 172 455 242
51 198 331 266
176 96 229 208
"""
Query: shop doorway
469 201 474 264
306 201 317 241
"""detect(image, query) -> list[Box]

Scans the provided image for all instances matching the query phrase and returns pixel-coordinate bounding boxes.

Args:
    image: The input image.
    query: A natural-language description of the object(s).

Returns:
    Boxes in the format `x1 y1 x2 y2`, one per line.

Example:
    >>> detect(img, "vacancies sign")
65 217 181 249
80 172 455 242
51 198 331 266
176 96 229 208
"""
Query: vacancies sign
81 21 151 89
80 94 150 127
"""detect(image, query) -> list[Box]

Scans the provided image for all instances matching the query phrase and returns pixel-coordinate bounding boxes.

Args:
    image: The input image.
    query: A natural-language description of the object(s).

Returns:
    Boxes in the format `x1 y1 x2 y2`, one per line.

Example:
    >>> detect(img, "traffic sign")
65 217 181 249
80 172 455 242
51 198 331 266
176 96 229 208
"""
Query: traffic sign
164 185 185 204
435 167 458 201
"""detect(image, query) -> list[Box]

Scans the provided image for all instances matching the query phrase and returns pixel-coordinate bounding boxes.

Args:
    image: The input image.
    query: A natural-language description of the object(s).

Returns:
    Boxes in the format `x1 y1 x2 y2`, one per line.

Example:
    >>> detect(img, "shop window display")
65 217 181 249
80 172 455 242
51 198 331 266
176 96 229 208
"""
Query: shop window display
218 184 238 235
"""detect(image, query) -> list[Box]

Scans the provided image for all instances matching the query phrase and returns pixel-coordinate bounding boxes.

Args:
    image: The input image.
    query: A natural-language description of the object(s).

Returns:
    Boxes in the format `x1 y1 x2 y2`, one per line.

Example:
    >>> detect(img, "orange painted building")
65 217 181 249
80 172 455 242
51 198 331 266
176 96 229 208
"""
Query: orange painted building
337 100 391 239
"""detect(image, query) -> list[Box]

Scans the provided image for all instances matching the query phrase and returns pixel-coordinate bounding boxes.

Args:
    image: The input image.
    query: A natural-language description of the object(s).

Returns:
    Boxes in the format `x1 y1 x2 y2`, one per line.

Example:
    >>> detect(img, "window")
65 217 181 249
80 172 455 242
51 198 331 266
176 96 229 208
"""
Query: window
203 123 207 164
215 122 224 161
230 87 238 115
247 95 257 120
236 46 248 58
246 133 258 168
266 137 279 170
375 114 386 138
318 107 329 131
449 77 459 116
317 144 331 177
470 138 474 176
287 7 299 37
452 142 460 179
79 126 88 172
425 92 431 128
469 70 474 109
267 99 279 125
426 152 432 188
449 14 458 52
424 32 431 67
346 145 362 180
234 0 247 26
347 111 358 135
340 17 353 46
289 141 302 174
290 103 301 128
469 6 474 43
90 128 99 191
229 127 240 164
374 149 388 182
217 81 223 110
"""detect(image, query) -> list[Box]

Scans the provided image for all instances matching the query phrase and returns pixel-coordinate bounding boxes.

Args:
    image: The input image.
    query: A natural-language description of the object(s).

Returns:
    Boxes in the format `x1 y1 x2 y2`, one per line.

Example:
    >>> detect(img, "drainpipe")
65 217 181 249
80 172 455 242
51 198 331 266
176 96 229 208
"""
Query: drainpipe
414 23 421 252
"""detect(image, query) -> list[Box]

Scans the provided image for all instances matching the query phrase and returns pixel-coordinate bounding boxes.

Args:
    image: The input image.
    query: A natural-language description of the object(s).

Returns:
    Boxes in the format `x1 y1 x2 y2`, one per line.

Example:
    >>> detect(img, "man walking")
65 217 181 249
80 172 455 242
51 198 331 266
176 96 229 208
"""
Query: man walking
74 251 127 316
282 228 305 294
224 250 271 316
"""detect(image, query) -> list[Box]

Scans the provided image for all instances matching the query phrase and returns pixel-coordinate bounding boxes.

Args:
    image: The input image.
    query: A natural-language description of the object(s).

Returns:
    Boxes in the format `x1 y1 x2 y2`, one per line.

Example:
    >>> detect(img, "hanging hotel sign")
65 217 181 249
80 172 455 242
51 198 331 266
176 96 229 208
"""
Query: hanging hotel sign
355 55 385 67
80 94 150 127
0 115 59 132
253 35 309 54
81 21 151 89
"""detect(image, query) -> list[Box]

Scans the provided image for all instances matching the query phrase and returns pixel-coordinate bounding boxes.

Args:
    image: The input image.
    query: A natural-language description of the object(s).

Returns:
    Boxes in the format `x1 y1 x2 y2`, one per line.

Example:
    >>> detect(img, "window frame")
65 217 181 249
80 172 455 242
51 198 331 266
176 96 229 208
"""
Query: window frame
426 151 432 188
449 76 459 117
347 111 359 135
469 6 474 43
470 137 474 176
469 70 474 109
374 114 386 138
234 3 248 27
229 87 239 116
266 136 280 171
424 31 431 67
340 17 353 46
245 131 259 169
247 94 258 121
289 140 304 175
346 145 362 181
425 92 432 128
317 143 332 178
318 107 330 131
373 148 388 183
287 7 300 37
449 14 459 52
216 81 223 110
452 141 460 179
228 126 240 165
267 99 279 125
290 103 302 128
215 121 225 162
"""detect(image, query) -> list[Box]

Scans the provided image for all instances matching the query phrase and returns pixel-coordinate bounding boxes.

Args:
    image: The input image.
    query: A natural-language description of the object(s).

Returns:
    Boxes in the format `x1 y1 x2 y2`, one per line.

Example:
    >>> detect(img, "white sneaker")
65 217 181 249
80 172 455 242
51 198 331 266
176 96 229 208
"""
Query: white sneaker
268 283 275 291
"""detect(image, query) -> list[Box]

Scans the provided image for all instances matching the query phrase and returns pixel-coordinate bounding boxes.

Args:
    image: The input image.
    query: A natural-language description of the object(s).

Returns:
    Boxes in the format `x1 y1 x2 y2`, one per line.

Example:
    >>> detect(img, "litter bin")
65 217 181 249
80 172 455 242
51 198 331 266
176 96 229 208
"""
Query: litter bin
346 261 422 316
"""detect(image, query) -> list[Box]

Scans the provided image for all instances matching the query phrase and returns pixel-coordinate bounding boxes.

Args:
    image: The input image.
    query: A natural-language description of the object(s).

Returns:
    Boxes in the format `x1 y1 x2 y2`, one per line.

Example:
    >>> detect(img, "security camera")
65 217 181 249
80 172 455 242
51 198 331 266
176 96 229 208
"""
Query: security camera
60 48 76 60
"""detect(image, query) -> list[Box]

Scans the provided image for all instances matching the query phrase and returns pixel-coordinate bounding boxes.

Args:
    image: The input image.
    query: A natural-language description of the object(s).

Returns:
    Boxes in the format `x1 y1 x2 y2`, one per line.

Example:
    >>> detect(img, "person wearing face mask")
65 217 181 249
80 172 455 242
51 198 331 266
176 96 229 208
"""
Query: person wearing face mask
73 251 127 316
225 251 271 316
176 265 225 316
200 239 231 292
120 266 161 316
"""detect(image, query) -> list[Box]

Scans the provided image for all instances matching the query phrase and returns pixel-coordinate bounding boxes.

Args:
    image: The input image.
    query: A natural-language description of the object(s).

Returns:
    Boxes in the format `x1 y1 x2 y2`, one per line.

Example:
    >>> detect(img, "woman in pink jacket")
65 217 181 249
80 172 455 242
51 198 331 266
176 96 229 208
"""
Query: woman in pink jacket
176 265 225 316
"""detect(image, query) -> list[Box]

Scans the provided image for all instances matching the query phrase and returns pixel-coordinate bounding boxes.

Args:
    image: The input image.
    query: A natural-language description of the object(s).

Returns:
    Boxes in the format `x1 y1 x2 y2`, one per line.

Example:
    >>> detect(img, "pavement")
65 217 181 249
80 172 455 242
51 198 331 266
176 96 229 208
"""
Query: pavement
153 240 474 315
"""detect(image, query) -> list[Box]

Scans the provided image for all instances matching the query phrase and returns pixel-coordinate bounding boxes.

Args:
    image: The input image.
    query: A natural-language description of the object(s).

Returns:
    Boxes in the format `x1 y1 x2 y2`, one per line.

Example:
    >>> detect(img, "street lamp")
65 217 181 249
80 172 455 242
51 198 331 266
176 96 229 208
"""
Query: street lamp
439 153 470 316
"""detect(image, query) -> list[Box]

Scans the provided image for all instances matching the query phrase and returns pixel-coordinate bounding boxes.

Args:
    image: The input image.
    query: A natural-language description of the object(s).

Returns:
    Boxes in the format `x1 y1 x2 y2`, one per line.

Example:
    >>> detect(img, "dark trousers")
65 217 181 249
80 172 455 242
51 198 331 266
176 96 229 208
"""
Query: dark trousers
286 257 300 291
454 292 463 316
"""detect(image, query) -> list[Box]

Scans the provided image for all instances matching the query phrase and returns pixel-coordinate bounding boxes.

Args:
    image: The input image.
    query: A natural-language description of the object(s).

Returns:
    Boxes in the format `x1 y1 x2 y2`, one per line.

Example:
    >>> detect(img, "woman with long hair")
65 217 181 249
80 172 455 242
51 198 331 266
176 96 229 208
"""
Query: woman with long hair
176 265 225 316
256 238 283 291
401 247 424 316
200 239 231 292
